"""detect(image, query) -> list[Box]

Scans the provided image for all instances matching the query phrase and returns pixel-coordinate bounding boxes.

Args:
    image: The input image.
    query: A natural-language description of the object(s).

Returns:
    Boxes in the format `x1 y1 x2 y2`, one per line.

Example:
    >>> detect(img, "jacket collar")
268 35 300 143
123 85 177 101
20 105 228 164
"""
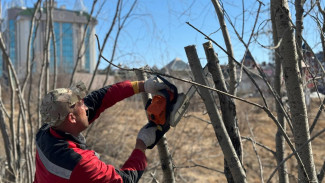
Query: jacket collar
49 125 87 149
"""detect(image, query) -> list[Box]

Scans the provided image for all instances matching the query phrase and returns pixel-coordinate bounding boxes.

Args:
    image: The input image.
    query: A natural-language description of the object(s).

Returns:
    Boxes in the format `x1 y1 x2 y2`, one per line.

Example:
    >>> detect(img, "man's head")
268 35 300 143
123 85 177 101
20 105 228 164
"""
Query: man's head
40 82 88 127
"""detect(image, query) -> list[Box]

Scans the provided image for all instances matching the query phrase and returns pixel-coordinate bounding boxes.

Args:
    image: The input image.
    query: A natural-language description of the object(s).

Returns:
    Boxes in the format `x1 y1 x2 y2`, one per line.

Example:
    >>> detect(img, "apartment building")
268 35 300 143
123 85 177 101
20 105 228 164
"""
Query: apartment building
0 0 97 77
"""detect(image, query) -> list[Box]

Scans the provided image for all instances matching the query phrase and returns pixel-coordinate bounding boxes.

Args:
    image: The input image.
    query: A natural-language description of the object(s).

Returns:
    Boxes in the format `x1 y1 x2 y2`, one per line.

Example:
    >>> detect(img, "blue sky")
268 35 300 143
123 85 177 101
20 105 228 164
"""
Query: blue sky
86 0 272 69
14 0 325 69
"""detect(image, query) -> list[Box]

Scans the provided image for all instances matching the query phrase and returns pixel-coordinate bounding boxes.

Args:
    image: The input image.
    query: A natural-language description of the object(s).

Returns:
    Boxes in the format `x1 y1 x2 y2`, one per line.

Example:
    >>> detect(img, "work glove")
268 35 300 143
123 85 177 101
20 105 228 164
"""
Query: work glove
144 76 169 95
137 121 170 149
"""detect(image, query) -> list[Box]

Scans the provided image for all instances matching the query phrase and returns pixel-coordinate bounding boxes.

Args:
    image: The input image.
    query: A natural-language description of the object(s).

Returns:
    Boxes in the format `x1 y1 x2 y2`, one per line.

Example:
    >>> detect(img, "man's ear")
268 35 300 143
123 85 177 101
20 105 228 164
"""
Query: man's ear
67 113 77 123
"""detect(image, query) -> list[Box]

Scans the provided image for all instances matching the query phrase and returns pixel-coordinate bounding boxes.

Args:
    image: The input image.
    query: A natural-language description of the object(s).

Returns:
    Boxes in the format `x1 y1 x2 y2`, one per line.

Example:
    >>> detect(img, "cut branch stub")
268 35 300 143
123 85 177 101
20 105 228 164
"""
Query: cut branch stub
185 45 247 183
204 41 243 183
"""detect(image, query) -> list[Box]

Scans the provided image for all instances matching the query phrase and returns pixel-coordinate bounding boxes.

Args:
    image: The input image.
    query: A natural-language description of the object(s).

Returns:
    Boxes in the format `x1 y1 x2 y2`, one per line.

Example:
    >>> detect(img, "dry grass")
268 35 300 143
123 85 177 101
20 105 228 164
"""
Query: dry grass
84 96 325 183
0 93 324 182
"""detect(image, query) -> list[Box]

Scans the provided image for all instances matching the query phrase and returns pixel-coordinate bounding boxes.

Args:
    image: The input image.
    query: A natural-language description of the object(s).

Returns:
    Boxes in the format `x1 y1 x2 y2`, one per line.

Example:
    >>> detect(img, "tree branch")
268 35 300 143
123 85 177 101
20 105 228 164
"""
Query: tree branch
175 161 224 174
241 136 276 156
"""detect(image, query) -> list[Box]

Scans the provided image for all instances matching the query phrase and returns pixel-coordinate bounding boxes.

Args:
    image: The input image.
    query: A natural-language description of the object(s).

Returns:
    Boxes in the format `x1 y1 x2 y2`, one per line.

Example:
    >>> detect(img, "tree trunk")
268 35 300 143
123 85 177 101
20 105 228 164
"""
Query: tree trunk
316 0 325 75
272 0 318 182
186 45 247 183
270 1 289 182
203 41 243 183
211 0 237 95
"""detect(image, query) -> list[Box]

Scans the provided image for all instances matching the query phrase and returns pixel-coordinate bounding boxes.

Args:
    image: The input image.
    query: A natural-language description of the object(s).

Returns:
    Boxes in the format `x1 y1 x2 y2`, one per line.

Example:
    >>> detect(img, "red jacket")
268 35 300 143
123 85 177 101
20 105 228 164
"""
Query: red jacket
34 81 147 183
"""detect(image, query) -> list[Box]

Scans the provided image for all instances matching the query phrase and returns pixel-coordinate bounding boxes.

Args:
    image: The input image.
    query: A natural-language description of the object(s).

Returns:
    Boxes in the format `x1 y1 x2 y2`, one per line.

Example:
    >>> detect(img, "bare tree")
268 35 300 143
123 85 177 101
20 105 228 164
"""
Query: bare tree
270 1 289 182
272 0 318 182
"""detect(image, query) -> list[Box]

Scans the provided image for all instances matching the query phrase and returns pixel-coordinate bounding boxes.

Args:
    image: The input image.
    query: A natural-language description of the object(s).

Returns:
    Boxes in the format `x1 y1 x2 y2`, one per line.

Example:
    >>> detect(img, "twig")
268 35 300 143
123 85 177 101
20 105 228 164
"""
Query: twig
184 114 212 124
310 96 325 134
255 0 265 6
303 0 318 17
241 136 276 156
245 115 264 183
149 172 159 183
175 161 224 174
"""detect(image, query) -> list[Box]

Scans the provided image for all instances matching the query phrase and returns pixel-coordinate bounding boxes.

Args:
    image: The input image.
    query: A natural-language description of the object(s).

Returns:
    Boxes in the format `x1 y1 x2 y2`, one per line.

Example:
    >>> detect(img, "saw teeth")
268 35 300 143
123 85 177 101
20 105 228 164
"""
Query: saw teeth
169 93 188 127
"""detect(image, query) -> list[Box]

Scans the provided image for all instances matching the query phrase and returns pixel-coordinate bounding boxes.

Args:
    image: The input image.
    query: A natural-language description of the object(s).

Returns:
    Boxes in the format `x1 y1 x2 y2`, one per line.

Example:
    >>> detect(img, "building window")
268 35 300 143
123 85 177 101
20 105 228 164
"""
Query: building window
49 22 60 73
85 27 90 72
61 23 74 73
0 52 2 76
9 20 16 67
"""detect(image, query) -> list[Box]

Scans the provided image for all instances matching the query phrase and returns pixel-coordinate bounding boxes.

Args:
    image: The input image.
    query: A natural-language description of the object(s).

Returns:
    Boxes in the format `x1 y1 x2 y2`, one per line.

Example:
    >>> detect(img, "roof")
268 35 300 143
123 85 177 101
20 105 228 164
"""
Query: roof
17 7 96 22
161 58 190 72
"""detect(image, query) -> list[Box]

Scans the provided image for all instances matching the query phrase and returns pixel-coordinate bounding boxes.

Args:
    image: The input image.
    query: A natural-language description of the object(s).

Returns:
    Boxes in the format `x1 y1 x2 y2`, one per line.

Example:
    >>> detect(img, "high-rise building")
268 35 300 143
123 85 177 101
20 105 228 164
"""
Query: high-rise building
0 0 97 78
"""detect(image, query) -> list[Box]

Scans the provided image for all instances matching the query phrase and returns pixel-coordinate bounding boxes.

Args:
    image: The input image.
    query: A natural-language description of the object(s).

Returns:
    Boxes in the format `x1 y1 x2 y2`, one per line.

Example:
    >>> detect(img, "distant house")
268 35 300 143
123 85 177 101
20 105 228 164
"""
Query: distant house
234 50 276 96
159 57 191 93
241 50 256 68
160 57 191 77
260 62 275 77
302 44 323 76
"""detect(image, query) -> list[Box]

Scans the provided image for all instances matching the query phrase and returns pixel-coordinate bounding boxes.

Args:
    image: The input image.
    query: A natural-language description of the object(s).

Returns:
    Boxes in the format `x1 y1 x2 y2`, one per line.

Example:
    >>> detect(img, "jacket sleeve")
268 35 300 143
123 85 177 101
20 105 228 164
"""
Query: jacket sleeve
84 80 135 124
69 149 147 183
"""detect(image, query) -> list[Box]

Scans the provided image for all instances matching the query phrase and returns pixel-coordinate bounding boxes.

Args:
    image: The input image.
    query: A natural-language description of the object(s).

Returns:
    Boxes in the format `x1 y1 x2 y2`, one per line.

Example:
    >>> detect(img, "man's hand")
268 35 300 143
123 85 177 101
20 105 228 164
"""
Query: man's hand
137 121 170 149
144 77 169 95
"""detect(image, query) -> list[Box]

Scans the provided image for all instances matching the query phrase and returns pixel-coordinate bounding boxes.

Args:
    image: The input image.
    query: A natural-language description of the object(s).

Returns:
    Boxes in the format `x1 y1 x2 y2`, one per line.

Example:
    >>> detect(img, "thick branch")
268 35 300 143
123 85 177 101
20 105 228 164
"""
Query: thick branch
186 45 247 182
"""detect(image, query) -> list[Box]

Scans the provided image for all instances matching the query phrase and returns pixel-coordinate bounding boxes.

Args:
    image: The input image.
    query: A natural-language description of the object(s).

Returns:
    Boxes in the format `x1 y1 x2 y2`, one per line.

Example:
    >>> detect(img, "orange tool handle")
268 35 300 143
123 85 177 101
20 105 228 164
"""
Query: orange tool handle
146 91 174 125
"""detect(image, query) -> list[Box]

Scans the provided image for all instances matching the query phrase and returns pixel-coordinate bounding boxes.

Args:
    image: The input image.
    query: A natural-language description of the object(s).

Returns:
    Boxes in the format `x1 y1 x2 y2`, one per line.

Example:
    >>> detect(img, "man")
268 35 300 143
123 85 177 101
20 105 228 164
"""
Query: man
34 77 170 183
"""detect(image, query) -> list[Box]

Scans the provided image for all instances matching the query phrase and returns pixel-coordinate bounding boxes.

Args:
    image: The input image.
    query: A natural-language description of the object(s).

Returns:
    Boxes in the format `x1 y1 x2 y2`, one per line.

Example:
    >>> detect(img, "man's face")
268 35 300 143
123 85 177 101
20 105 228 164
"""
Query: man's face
72 100 89 131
